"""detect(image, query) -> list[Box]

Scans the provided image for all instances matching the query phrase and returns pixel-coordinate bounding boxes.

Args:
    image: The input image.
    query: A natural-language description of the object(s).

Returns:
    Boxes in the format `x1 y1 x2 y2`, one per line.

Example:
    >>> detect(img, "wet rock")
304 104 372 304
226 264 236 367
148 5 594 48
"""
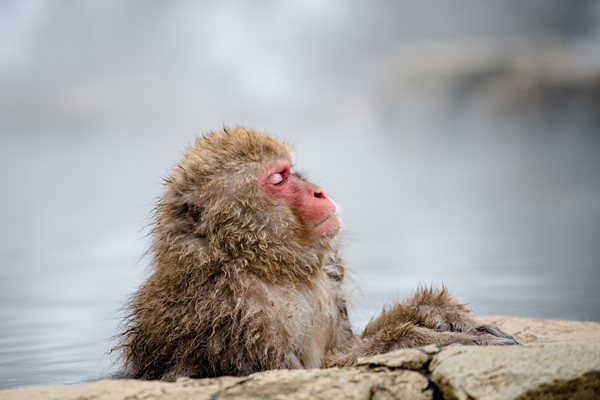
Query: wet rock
218 368 431 400
479 316 600 345
0 376 244 400
355 346 438 370
0 368 431 400
2 317 600 400
430 342 600 400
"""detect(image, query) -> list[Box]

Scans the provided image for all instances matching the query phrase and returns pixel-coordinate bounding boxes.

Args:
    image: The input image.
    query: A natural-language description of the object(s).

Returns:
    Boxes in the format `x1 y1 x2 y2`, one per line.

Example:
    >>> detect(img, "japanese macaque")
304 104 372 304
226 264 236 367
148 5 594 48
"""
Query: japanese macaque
116 128 517 381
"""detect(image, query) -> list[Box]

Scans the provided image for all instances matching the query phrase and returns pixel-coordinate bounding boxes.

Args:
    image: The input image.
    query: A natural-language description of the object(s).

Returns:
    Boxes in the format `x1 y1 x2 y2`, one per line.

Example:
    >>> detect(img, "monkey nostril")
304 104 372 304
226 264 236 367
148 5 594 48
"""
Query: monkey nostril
314 191 325 199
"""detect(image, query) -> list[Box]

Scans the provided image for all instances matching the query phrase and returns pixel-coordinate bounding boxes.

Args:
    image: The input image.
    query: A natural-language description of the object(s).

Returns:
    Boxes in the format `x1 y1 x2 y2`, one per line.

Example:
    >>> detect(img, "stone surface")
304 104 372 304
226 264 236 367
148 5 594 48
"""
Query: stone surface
430 342 600 400
479 316 600 344
2 316 600 400
0 376 244 400
356 347 435 370
218 368 431 400
0 368 431 400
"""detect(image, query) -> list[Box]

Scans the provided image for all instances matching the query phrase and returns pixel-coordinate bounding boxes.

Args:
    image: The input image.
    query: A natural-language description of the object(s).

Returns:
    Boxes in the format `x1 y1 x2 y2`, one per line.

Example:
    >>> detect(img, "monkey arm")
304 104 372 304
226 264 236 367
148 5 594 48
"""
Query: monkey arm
386 286 518 343
322 321 482 368
322 286 519 368
364 286 482 334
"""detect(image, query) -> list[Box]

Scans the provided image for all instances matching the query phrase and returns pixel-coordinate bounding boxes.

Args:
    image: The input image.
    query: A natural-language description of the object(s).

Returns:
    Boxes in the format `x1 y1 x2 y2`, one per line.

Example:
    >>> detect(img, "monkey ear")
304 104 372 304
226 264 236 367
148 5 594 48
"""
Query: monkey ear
186 203 207 237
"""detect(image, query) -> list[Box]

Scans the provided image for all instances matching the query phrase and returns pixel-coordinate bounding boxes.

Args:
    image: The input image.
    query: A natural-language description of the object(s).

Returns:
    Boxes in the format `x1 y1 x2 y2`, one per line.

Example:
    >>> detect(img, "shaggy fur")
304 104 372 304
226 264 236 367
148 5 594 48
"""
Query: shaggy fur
322 286 518 368
116 128 517 381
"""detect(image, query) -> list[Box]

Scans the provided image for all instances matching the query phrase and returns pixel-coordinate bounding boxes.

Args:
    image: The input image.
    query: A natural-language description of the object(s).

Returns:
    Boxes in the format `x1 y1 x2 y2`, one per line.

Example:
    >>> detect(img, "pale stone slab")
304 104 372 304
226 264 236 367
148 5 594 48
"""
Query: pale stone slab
430 342 600 400
219 368 431 400
0 368 431 400
356 348 433 370
3 317 600 400
479 316 600 344
0 376 243 400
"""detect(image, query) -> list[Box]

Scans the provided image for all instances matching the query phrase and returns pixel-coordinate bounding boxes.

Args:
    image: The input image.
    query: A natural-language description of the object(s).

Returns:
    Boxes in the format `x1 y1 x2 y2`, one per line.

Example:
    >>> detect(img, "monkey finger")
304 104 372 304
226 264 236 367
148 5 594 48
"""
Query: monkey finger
476 324 520 343
475 332 521 346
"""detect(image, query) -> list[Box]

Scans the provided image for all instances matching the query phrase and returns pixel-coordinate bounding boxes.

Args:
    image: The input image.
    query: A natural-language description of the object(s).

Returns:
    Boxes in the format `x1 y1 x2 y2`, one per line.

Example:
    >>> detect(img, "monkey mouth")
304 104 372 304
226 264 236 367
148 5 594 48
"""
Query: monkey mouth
313 213 336 229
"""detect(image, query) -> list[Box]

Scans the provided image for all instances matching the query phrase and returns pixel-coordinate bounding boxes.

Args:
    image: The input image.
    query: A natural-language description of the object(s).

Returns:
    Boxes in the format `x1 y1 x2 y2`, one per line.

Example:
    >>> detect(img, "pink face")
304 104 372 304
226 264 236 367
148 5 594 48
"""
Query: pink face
261 160 340 238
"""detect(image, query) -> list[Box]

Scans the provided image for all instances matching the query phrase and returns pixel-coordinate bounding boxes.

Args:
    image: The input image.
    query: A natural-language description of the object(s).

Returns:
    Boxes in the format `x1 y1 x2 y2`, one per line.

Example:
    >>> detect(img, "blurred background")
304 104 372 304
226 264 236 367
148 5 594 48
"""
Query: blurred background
1 0 599 391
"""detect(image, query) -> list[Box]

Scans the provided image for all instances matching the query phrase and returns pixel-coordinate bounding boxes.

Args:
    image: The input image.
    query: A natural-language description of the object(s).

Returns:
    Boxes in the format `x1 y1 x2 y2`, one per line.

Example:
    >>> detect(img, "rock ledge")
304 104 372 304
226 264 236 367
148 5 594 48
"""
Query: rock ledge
2 317 599 400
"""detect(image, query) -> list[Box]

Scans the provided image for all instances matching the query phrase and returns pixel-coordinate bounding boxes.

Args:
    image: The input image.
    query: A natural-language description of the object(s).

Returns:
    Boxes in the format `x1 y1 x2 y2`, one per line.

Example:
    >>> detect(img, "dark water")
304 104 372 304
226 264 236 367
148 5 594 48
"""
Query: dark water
1 1 599 391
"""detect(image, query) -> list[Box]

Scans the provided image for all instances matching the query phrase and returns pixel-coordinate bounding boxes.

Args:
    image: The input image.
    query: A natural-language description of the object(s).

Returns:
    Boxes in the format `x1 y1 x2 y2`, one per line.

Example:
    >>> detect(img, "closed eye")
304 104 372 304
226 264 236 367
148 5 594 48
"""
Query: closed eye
268 172 285 186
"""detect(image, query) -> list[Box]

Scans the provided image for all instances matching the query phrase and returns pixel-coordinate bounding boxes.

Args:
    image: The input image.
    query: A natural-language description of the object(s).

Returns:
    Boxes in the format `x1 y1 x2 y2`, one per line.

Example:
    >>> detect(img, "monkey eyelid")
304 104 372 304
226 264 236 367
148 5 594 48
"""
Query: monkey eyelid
266 172 285 186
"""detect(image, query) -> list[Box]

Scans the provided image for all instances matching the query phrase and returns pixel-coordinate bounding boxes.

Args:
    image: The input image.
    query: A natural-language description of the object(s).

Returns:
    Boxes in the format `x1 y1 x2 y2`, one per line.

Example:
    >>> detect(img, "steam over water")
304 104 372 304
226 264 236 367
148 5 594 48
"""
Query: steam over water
1 1 599 391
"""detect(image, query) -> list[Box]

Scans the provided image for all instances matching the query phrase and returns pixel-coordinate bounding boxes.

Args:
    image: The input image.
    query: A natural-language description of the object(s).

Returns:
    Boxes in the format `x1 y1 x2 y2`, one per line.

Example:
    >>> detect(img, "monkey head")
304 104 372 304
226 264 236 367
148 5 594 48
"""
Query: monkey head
153 128 340 281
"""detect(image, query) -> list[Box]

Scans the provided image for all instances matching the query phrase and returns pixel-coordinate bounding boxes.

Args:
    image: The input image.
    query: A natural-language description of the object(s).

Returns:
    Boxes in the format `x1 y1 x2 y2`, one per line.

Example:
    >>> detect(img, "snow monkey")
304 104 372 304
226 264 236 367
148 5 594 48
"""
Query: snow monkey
116 128 517 380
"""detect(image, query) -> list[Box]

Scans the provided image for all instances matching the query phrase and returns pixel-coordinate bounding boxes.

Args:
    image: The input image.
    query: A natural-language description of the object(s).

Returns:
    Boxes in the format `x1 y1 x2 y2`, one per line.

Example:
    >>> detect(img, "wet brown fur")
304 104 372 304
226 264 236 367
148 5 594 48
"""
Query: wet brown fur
322 285 517 368
116 128 517 380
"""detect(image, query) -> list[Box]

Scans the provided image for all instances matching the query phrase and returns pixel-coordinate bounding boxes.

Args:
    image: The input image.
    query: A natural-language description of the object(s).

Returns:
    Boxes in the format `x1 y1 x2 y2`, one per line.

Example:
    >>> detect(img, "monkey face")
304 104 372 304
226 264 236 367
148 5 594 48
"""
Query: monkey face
261 159 340 238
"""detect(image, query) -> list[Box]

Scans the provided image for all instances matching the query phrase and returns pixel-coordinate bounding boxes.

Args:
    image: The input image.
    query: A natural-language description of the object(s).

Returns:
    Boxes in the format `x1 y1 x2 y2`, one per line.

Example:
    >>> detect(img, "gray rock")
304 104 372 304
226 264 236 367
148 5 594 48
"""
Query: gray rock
219 368 431 400
479 316 600 345
3 318 600 400
430 342 600 400
356 347 436 370
0 368 431 400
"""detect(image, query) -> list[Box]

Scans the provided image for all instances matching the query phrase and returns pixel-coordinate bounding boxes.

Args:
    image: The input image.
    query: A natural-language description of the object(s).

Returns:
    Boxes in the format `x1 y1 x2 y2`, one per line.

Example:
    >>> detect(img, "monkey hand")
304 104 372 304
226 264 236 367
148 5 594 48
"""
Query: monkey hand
472 323 521 345
396 286 520 345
